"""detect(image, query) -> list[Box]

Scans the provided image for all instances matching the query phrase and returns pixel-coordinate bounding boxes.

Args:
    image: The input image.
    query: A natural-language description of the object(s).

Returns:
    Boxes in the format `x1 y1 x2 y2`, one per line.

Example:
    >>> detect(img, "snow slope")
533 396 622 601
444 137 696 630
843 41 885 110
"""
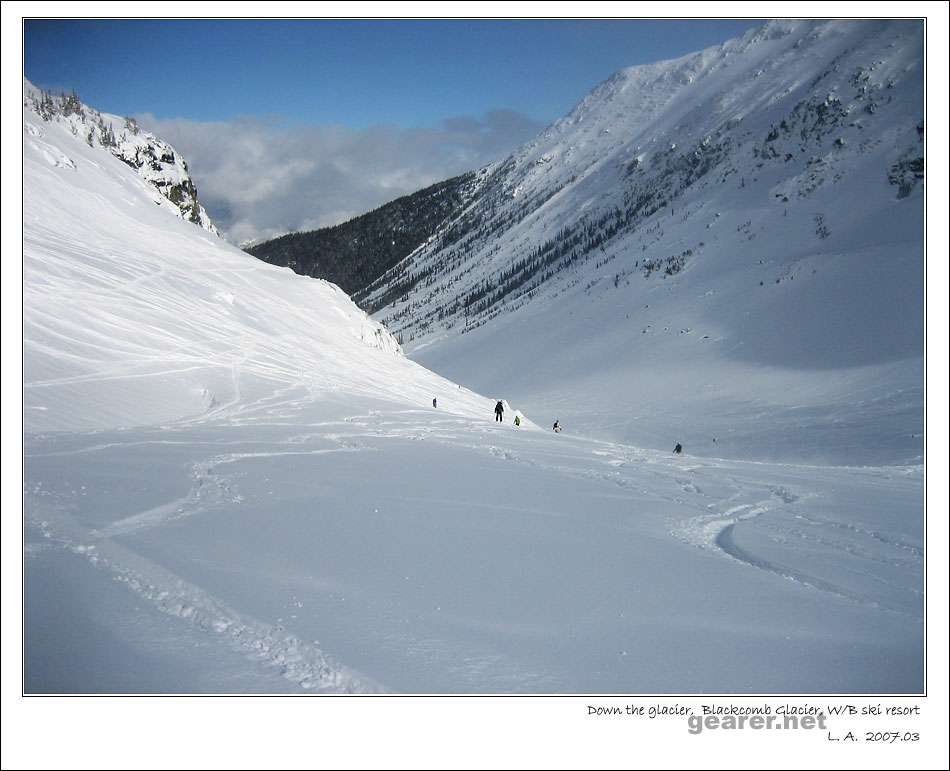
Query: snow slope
359 20 923 465
23 87 490 434
23 69 922 694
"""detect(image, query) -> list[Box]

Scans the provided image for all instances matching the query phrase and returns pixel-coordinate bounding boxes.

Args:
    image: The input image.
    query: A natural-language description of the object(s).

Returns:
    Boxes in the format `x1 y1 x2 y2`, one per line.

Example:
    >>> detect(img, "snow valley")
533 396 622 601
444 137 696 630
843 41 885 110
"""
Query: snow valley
252 19 924 467
22 18 923 695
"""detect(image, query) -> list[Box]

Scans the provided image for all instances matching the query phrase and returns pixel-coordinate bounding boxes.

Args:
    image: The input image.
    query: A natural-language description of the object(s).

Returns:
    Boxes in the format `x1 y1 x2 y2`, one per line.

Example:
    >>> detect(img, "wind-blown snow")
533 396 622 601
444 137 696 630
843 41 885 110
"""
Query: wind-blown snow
23 99 467 433
23 21 923 697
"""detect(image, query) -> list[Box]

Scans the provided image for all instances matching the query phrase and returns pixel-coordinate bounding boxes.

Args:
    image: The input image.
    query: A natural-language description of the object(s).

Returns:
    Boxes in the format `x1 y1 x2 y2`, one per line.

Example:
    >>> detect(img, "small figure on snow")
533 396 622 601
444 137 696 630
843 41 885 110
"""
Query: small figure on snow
494 400 504 422
432 397 438 408
514 415 522 428
553 419 561 433
673 442 683 455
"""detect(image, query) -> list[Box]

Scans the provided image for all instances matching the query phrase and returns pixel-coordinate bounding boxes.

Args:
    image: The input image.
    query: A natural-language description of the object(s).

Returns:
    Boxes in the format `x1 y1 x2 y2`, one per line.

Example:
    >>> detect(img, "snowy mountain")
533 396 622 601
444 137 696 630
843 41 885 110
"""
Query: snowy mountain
24 80 219 234
362 20 922 336
22 41 922 697
353 19 923 464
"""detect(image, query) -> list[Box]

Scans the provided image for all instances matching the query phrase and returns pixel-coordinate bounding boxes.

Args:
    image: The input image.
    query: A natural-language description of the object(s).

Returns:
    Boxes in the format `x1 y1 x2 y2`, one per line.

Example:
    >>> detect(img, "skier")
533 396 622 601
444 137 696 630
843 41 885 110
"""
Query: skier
494 400 504 422
673 442 683 455
514 415 522 428
432 397 437 408
553 419 561 433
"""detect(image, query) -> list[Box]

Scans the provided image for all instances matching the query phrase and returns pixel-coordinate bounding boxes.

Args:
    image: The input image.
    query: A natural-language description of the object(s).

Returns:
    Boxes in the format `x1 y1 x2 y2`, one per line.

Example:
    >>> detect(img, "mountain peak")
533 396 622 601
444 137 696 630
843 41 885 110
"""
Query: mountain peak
23 79 219 235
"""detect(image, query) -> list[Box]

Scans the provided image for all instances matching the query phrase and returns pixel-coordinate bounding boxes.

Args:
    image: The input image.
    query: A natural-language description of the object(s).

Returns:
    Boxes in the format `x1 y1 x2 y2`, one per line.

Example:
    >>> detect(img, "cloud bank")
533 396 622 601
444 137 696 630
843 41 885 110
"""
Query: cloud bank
138 110 544 245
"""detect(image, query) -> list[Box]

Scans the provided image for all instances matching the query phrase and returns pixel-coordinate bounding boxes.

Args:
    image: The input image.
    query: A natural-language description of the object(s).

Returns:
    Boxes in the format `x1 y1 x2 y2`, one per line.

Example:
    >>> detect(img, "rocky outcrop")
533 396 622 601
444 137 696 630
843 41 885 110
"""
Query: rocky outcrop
24 83 218 234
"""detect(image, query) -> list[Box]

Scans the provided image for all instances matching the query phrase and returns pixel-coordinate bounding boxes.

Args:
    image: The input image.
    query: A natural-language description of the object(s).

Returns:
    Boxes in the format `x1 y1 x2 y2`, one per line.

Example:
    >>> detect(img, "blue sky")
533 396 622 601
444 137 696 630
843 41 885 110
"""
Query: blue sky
25 19 762 127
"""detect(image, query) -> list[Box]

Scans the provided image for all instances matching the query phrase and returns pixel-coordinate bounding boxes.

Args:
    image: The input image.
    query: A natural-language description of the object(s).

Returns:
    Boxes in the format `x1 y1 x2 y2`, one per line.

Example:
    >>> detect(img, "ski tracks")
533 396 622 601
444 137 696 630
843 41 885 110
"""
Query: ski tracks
26 427 388 692
496 436 921 619
29 498 384 693
672 475 922 617
326 416 922 621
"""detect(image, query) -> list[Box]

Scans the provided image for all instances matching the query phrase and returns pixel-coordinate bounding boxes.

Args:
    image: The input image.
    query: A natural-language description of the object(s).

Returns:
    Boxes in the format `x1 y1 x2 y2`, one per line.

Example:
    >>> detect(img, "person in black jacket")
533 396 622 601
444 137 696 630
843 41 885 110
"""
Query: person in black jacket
494 401 504 422
673 443 683 455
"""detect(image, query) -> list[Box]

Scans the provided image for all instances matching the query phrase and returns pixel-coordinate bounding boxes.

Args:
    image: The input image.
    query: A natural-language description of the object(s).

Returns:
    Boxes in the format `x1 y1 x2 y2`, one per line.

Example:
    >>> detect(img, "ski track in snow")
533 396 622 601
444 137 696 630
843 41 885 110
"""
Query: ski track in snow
30 492 384 694
29 403 922 692
29 430 388 690
355 415 923 618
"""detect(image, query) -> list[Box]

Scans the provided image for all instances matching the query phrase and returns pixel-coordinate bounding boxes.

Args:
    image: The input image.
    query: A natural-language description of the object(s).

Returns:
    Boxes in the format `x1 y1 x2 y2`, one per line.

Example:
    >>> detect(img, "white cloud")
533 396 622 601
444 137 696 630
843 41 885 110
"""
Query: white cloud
137 110 543 245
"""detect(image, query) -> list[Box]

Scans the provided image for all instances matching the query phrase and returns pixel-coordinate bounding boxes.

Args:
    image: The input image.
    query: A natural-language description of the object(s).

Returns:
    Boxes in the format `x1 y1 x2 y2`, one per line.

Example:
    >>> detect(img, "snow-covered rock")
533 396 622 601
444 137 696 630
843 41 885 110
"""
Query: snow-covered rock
24 80 218 234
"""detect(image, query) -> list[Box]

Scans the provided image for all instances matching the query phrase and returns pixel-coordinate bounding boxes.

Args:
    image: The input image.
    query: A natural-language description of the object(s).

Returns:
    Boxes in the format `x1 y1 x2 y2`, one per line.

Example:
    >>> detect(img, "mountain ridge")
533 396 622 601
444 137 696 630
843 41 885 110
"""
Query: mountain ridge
358 19 922 346
244 171 481 297
23 79 219 235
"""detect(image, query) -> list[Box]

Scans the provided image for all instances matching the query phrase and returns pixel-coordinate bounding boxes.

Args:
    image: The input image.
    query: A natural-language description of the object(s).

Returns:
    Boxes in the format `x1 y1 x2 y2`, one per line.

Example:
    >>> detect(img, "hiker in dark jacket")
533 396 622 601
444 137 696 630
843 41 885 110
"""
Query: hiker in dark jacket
494 401 504 422
673 443 683 455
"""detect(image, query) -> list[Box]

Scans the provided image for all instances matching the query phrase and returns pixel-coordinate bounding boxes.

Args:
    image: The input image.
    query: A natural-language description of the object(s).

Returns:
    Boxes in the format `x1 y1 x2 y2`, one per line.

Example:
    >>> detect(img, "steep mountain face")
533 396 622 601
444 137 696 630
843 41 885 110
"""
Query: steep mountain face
245 172 480 296
24 81 218 234
358 19 923 463
362 20 922 338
